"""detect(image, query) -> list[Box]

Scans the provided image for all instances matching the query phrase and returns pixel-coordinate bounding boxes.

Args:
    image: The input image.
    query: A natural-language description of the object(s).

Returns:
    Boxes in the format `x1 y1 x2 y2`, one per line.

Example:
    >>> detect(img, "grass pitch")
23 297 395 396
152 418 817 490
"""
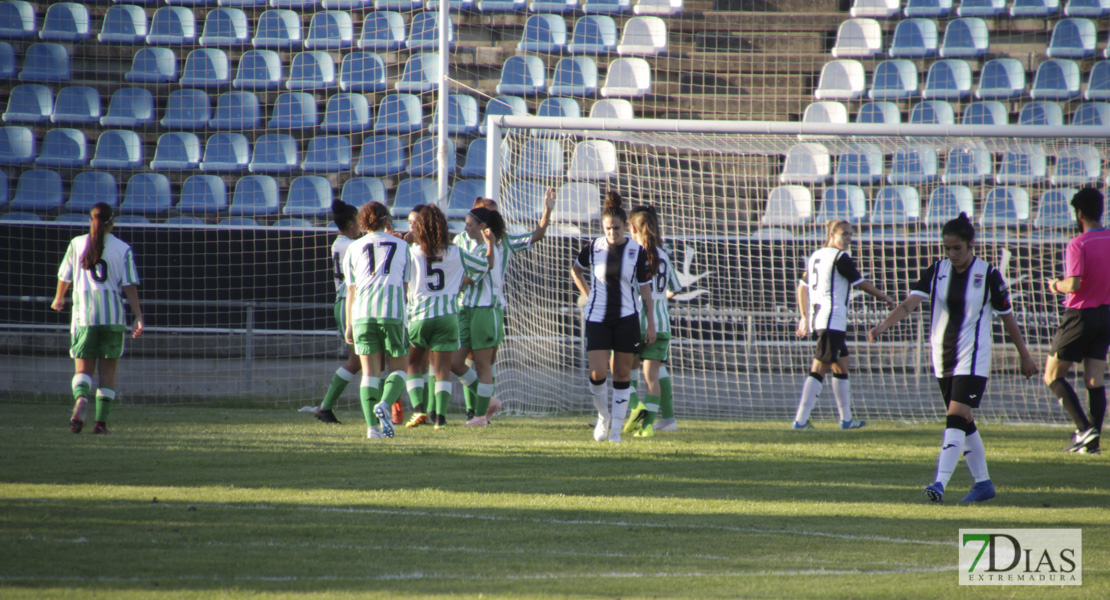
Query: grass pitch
0 404 1106 599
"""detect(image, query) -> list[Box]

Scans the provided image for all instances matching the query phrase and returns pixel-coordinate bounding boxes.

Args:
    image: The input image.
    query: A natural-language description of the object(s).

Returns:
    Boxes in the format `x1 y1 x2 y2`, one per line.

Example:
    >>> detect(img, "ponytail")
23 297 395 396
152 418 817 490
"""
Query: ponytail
628 205 662 272
81 203 113 271
332 199 358 233
601 190 626 225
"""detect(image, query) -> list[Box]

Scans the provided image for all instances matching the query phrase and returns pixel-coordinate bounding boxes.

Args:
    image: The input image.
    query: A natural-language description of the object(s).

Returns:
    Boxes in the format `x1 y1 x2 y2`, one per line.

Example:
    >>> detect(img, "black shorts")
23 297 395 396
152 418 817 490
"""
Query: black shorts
813 329 849 363
1049 306 1110 363
937 375 988 409
586 314 642 354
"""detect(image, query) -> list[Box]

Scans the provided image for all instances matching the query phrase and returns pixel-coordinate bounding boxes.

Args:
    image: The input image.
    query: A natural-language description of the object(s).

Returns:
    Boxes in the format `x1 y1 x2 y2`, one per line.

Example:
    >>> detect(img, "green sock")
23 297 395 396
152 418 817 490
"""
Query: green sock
406 374 426 412
643 395 660 427
321 367 354 411
660 376 674 419
95 388 115 423
72 374 92 401
475 382 493 417
381 371 407 407
360 377 380 427
463 382 476 414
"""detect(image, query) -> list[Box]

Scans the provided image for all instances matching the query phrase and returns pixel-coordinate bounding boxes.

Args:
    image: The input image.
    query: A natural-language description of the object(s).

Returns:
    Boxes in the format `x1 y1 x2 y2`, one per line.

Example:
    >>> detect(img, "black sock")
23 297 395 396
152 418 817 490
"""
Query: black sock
1050 378 1091 430
1088 386 1106 432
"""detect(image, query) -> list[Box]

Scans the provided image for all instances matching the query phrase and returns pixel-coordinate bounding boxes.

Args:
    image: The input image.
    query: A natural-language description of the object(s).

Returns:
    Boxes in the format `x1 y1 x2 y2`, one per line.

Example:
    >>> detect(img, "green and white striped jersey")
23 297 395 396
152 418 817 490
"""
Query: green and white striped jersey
408 244 489 321
640 245 682 338
453 231 532 309
57 233 140 331
331 234 353 304
343 232 409 324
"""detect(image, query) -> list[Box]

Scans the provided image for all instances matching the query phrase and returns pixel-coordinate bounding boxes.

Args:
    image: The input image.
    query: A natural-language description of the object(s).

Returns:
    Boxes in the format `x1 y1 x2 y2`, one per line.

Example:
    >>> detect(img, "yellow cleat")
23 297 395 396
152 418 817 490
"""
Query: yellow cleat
634 425 654 438
405 413 428 428
622 407 646 434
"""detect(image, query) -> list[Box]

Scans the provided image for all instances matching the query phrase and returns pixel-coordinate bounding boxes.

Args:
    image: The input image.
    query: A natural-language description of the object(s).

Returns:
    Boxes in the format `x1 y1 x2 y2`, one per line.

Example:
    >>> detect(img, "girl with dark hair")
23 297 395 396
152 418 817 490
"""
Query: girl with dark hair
52 202 143 435
312 200 362 424
869 213 1036 503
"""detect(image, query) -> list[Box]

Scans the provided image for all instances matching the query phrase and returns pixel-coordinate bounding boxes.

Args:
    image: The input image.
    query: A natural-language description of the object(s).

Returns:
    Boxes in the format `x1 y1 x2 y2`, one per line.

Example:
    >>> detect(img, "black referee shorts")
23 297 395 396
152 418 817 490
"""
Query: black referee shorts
586 314 642 355
1049 306 1110 363
812 329 849 364
937 375 988 410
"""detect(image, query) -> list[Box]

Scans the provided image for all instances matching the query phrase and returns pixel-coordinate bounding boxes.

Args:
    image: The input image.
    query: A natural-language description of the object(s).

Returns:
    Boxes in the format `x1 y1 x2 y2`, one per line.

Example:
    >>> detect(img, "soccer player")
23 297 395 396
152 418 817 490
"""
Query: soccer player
869 213 1037 503
792 220 896 430
1043 187 1110 454
571 191 656 443
313 200 361 425
51 202 143 435
343 202 409 439
406 204 493 429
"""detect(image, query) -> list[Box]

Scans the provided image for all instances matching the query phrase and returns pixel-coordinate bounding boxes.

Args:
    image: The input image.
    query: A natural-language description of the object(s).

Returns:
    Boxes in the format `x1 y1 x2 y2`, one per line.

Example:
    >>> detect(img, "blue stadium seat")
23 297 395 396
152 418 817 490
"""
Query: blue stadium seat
167 0 220 5
209 91 261 129
479 0 527 10
590 98 635 119
305 10 354 50
376 0 424 7
960 100 1007 125
150 132 201 170
200 7 249 46
834 144 883 185
1017 101 1064 126
569 16 618 54
407 136 456 177
321 93 371 133
1031 59 1081 101
923 59 972 100
0 1 35 39
459 138 488 178
357 11 404 51
147 6 197 45
1035 188 1079 229
550 57 599 96
112 215 150 225
957 0 1005 16
249 133 298 173
868 59 918 100
1047 18 1096 59
19 43 70 82
831 18 883 59
301 135 351 172
908 100 955 124
126 47 177 83
269 92 317 129
518 139 565 179
35 128 87 168
407 11 454 51
252 10 301 49
531 0 578 13
904 0 952 16
0 125 34 165
520 14 567 53
804 101 849 124
89 130 143 170
567 140 618 181
0 168 7 206
497 56 547 95
925 185 974 226
355 135 405 176
815 60 866 101
56 213 93 223
996 144 1047 185
1065 0 1110 16
429 94 479 135
66 172 118 212
396 53 440 93
940 18 988 59
180 48 231 88
229 175 280 217
1051 145 1100 185
618 16 668 55
40 3 90 42
390 177 438 218
284 176 332 217
1070 101 1110 125
870 186 920 226
942 143 992 184
780 143 831 185
324 0 373 7
232 50 283 90
272 217 314 228
818 186 867 224
200 132 250 172
0 42 14 78
584 0 632 13
10 169 63 212
178 174 228 215
550 182 598 224
975 58 1025 100
100 5 147 44
1084 61 1110 101
340 177 386 207
761 186 813 226
855 101 900 124
161 89 211 130
271 0 322 7
980 187 1030 228
51 86 99 125
0 212 42 222
601 57 652 98
481 96 528 134
888 18 938 58
3 84 51 124
286 51 336 91
374 94 423 133
446 179 484 219
218 217 260 227
163 216 205 226
1010 0 1060 17
338 51 387 93
888 143 938 184
100 88 155 127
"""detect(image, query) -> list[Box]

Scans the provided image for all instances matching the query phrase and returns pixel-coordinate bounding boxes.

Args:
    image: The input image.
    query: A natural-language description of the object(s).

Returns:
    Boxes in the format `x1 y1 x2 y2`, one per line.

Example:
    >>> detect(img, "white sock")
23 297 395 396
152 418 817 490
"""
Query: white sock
610 386 632 440
934 428 967 487
963 430 990 483
459 367 478 387
832 375 851 422
794 375 822 424
336 367 355 382
590 380 609 419
406 375 426 392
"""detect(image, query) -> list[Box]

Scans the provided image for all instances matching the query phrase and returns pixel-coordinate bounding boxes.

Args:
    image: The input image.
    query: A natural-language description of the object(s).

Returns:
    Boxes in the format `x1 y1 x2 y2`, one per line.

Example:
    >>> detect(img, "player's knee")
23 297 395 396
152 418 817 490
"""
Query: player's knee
945 414 969 430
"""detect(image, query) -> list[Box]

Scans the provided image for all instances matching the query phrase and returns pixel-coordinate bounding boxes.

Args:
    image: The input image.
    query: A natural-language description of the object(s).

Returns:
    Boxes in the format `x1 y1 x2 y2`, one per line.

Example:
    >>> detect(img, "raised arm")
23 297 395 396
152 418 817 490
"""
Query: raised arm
868 294 926 343
530 187 557 245
1000 312 1038 378
123 284 144 338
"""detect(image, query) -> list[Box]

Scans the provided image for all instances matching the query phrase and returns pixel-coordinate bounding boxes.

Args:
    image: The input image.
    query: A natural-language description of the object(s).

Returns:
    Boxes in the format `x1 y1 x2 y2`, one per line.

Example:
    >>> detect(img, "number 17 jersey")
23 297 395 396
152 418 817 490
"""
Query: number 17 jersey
343 231 409 324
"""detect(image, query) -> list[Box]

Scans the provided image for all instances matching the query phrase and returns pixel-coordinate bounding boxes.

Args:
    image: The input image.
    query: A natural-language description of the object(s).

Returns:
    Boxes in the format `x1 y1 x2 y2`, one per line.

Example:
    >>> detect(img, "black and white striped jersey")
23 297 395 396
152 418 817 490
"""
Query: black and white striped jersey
909 257 1013 378
575 237 651 324
799 247 864 333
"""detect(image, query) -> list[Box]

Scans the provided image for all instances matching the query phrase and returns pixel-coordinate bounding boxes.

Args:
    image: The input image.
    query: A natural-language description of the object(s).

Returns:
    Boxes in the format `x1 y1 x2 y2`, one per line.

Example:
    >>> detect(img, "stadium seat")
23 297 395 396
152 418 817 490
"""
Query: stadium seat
0 42 14 78
271 0 322 7
100 88 155 128
100 6 147 44
167 0 221 5
217 0 266 5
200 132 249 172
601 58 652 98
996 144 1047 185
178 174 227 215
870 186 921 225
340 177 386 207
497 56 547 96
1084 61 1110 101
147 7 197 45
925 185 974 225
957 0 1006 16
815 60 866 101
0 212 42 222
481 96 529 134
218 217 260 227
1031 59 1081 101
552 182 600 224
803 101 849 124
634 0 683 14
618 16 667 55
1070 102 1110 125
762 186 813 226
407 136 456 177
3 84 51 124
19 43 70 82
125 47 177 83
888 144 938 184
65 172 118 212
34 128 86 168
459 138 489 178
51 86 99 125
305 11 354 50
567 140 618 181
232 49 283 90
479 0 527 11
1051 145 1100 185
961 101 1007 125
0 125 34 166
531 0 579 12
209 91 261 129
832 19 883 59
850 0 901 17
396 53 440 93
0 1 35 39
939 17 988 59
447 180 485 219
1010 0 1060 17
869 59 918 100
1047 18 1096 59
161 89 211 130
376 0 424 8
975 58 1025 100
1065 0 1110 15
908 100 955 125
1035 188 1080 229
888 18 938 58
11 169 64 212
252 10 301 49
1017 101 1064 126
569 16 618 55
923 59 972 100
550 57 599 96
584 0 632 13
818 186 867 224
112 215 150 225
321 93 371 134
56 213 92 223
284 176 332 217
338 51 387 93
374 94 423 134
408 11 454 51
287 51 336 91
779 143 831 185
164 216 205 226
590 98 635 119
520 15 566 53
301 135 352 172
429 94 480 135
518 139 565 179
426 0 475 8
855 101 900 124
150 132 201 170
269 92 318 129
248 133 298 174
272 217 314 228
834 144 883 185
355 135 405 176
199 8 249 46
180 48 231 88
942 143 992 184
390 177 438 218
40 3 90 42
357 11 404 51
904 0 953 16
229 176 280 217
980 187 1030 228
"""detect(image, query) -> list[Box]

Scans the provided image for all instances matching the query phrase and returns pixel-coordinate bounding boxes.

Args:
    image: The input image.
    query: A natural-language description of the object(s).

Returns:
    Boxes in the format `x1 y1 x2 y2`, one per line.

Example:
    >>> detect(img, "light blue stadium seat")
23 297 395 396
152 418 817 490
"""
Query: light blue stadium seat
975 58 1025 100
908 100 955 124
447 179 485 219
1051 145 1100 185
0 125 34 165
1017 101 1064 125
287 51 336 91
617 17 667 56
126 47 177 83
284 176 332 217
119 173 173 215
321 93 371 134
269 92 317 129
569 16 618 54
230 175 280 216
0 42 14 78
180 48 231 88
942 143 992 184
209 90 261 129
271 0 322 7
150 132 201 170
10 169 63 212
101 88 155 127
3 84 51 124
996 144 1047 185
869 60 918 100
376 0 424 8
535 98 581 131
481 96 528 134
889 18 938 58
374 94 423 133
815 59 867 101
178 174 228 215
218 217 259 227
584 0 632 13
1071 101 1110 125
301 135 351 172
249 133 298 173
66 172 118 212
35 128 86 168
272 217 314 228
834 144 884 185
167 0 220 5
51 86 99 125
164 216 205 225
0 212 42 222
396 53 440 93
497 56 547 95
923 59 972 100
407 136 456 177
889 144 938 184
818 186 867 224
905 0 952 16
550 181 598 224
233 50 282 90
200 132 249 172
1047 18 1096 59
200 8 249 46
19 43 70 82
1065 0 1110 16
408 11 454 51
390 177 438 218
355 135 405 176
855 101 900 124
832 18 883 59
520 14 567 53
550 57 599 96
518 139 565 178
960 100 1007 125
0 1 35 39
161 89 210 130
147 6 197 45
429 95 479 136
460 138 488 178
590 97 635 119
1085 61 1110 101
90 131 143 170
1031 59 1081 101
761 186 813 226
100 6 147 44
530 0 578 13
980 187 1030 228
357 11 404 51
567 140 618 181
338 51 386 93
340 177 386 207
940 18 988 59
601 57 652 98
324 0 371 6
40 3 90 42
252 10 301 49
305 10 354 50
1035 188 1080 229
870 186 920 225
925 185 974 225
479 0 526 11
1010 0 1060 17
780 142 831 185
957 0 1005 16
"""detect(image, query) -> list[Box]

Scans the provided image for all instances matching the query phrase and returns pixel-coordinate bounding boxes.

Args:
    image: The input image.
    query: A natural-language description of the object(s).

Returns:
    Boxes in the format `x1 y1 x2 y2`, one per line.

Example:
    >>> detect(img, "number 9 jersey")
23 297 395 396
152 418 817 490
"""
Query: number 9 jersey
343 231 409 324
57 233 140 331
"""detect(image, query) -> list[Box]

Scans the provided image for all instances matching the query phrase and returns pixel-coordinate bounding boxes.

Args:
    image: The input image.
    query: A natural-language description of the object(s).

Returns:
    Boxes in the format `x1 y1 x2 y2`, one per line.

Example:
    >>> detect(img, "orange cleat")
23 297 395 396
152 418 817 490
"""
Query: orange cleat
391 399 404 425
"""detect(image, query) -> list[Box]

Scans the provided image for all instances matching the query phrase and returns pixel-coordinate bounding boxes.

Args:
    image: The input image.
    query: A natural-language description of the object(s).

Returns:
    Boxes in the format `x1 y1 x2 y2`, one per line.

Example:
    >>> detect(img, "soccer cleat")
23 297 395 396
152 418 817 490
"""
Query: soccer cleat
792 420 814 430
314 408 341 424
622 407 647 434
391 400 404 425
92 422 110 435
433 414 447 430
367 426 385 439
1077 446 1101 455
634 425 654 438
608 429 622 443
653 418 678 431
840 419 866 430
1065 427 1099 452
593 415 610 442
465 408 475 420
925 481 944 503
960 480 996 503
405 413 428 428
70 397 88 434
463 416 488 427
372 403 394 438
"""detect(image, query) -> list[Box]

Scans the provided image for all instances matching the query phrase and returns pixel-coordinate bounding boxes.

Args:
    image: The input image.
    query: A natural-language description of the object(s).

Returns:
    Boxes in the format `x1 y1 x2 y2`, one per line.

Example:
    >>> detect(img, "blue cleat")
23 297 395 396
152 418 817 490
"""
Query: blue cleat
373 402 394 438
792 421 814 430
960 480 996 503
925 481 944 503
841 419 866 430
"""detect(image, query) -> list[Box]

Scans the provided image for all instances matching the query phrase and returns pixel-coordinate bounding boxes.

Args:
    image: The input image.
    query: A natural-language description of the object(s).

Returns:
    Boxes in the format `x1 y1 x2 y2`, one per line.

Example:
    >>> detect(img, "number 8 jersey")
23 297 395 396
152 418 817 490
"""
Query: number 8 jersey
800 247 864 333
344 231 409 324
57 233 140 331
